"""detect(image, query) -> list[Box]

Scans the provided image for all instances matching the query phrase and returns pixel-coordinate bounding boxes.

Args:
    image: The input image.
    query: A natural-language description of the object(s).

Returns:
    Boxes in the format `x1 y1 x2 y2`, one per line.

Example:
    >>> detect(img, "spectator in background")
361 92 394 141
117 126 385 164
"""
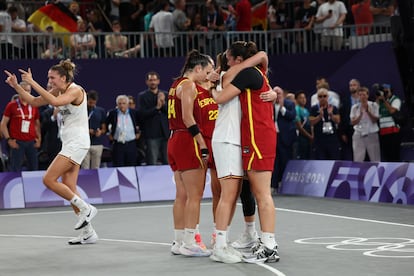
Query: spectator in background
81 90 107 170
105 20 128 58
86 8 107 33
8 6 26 59
315 0 347 51
149 0 175 57
235 0 251 31
294 90 313 160
339 78 360 161
295 0 317 52
221 3 236 31
118 0 142 32
123 0 146 49
40 25 64 59
201 0 225 58
311 0 326 51
376 83 401 161
350 86 380 162
137 71 169 165
268 0 292 53
310 77 340 108
189 9 207 53
25 21 41 59
1 81 41 172
143 1 156 31
108 0 120 22
68 1 82 22
311 77 341 109
352 0 374 35
233 0 252 41
85 8 107 58
173 0 191 56
70 20 97 59
310 87 341 160
128 95 136 109
0 0 13 59
370 0 393 33
106 95 141 167
272 88 297 194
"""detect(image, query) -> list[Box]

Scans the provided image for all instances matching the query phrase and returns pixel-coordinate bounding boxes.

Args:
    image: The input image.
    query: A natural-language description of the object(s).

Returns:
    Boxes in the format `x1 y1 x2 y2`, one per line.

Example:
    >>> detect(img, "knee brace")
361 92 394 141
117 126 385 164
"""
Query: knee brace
240 179 256 217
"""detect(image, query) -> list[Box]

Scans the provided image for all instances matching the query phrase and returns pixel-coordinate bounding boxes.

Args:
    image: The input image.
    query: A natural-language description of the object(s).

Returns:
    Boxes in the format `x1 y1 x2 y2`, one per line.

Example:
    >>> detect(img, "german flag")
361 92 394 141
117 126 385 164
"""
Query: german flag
252 2 268 30
28 3 78 44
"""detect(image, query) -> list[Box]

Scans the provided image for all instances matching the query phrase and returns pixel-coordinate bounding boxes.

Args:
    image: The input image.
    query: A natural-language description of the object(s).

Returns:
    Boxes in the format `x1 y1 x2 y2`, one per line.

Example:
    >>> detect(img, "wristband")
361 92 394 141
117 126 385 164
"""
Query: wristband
201 148 209 158
7 137 12 141
188 124 200 137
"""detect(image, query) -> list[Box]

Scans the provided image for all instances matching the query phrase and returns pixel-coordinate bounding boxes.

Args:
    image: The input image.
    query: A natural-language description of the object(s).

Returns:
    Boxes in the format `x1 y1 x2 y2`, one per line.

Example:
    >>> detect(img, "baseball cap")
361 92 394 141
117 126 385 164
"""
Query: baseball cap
382 83 391 89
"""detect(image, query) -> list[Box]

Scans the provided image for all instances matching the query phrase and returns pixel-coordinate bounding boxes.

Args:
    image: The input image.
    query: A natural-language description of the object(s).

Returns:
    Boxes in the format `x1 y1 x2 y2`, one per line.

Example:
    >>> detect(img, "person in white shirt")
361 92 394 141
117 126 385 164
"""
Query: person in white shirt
0 0 13 59
149 0 174 56
315 0 347 51
310 77 340 108
350 86 380 162
8 6 26 58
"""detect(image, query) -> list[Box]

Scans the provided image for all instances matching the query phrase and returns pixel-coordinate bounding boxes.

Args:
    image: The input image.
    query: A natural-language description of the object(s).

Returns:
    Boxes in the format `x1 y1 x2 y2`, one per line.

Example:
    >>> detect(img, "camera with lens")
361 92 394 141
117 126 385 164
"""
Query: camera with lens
372 83 386 97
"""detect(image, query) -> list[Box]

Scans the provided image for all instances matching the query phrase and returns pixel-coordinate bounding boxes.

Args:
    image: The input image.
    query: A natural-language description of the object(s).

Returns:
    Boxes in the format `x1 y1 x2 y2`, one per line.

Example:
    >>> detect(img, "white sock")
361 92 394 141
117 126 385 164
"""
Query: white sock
215 230 227 249
174 229 184 242
226 225 231 243
261 232 276 249
183 228 196 245
246 221 256 236
70 195 88 210
195 224 200 235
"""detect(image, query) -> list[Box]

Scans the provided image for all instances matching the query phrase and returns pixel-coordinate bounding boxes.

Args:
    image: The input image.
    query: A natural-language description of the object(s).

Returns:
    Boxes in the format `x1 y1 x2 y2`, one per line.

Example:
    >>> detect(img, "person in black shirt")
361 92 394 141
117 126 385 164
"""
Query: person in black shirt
137 71 169 165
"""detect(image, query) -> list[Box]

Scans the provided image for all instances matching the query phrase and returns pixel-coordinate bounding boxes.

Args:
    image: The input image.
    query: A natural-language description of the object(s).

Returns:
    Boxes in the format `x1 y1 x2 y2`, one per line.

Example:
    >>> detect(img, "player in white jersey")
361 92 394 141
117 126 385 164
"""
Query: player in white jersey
4 59 98 245
58 82 90 164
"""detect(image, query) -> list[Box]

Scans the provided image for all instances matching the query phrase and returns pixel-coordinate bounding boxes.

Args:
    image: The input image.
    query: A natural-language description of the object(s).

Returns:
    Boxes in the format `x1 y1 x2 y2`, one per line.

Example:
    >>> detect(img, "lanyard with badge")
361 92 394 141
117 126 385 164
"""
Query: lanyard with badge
356 104 369 136
117 111 129 143
321 107 334 135
16 99 32 133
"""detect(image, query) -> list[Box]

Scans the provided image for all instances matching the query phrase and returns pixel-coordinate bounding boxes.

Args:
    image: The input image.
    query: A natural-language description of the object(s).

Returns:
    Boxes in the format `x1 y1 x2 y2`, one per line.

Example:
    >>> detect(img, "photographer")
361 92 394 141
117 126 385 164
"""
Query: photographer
375 83 401 161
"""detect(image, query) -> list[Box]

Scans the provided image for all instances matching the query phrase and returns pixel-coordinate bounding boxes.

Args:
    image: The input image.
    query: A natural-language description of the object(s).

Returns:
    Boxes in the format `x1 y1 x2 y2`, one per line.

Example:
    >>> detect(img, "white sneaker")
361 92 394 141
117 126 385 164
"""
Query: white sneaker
68 228 98 245
171 241 181 255
227 245 243 259
243 243 280 263
210 246 242 263
179 243 211 257
231 231 259 249
75 204 97 230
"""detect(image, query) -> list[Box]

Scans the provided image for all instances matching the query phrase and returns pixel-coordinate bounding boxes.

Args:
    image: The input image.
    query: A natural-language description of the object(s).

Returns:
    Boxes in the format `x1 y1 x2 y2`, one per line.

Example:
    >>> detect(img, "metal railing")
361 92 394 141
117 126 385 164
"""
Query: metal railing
0 23 392 60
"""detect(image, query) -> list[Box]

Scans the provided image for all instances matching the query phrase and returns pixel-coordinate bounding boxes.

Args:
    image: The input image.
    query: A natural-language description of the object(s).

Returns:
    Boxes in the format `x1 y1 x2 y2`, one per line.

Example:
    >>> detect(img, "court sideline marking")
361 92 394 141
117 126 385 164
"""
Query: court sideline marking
1 202 413 228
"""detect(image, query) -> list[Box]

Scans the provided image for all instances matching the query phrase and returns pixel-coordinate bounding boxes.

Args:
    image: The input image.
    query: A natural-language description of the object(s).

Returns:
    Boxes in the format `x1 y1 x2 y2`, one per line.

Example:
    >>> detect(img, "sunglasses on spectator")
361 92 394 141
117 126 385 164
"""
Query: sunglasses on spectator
318 94 328 98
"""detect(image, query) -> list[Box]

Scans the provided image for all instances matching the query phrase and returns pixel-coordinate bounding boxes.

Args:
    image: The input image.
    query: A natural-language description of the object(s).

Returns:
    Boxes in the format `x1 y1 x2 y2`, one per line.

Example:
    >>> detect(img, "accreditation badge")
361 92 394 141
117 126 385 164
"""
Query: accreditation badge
21 120 30 133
